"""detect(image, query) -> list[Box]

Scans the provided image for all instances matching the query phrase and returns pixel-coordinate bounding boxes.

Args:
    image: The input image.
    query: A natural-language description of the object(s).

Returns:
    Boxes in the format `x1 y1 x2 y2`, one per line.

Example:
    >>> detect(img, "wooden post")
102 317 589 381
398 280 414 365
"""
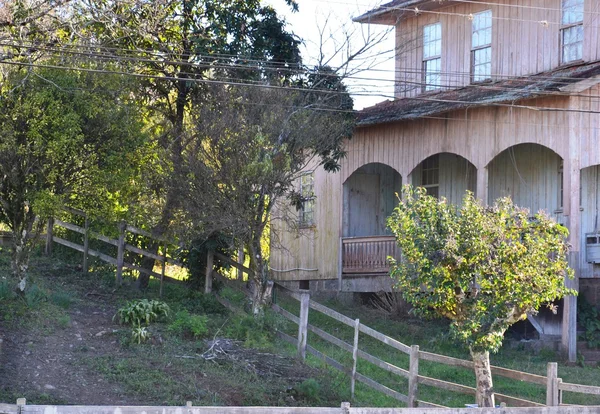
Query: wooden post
297 291 310 360
546 362 558 406
16 398 26 409
350 318 360 399
408 345 420 407
554 378 562 407
115 221 126 286
237 247 244 281
159 243 167 298
82 215 90 273
205 250 214 294
45 217 54 256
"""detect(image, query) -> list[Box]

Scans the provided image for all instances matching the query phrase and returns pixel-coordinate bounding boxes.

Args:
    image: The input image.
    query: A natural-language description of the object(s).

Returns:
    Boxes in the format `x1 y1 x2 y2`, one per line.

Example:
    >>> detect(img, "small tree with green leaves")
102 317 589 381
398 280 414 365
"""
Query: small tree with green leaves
387 186 575 407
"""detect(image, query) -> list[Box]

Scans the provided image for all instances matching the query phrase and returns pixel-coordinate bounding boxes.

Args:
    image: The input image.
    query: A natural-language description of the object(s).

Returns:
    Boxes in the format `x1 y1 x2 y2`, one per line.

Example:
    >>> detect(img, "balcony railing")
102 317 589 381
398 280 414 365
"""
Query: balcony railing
341 235 400 275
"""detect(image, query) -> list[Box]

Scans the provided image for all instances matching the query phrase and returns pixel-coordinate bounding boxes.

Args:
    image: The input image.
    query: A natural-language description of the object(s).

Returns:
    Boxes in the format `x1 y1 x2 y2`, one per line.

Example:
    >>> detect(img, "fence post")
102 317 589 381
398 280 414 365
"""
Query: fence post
205 250 214 294
546 362 558 406
297 291 310 360
16 398 26 412
351 318 360 399
45 217 54 256
554 378 562 407
82 215 90 273
160 243 167 298
116 221 126 286
408 345 420 407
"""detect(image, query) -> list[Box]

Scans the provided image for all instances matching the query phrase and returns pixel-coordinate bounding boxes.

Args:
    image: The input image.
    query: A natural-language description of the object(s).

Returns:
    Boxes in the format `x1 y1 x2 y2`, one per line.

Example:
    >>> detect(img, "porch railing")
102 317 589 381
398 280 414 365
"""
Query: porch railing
341 235 400 275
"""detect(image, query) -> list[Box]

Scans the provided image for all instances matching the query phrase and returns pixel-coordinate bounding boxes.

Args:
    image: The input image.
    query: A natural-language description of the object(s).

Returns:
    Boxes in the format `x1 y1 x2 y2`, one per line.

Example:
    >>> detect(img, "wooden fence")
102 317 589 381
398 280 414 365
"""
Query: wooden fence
269 285 600 409
47 209 185 296
3 399 600 414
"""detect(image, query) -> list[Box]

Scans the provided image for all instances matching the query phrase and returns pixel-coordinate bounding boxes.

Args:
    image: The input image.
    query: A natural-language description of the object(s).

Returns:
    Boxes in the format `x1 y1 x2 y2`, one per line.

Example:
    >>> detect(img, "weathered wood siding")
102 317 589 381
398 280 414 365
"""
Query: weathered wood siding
343 163 401 237
411 153 476 205
580 166 600 278
271 96 578 282
270 161 342 282
487 143 562 216
394 0 599 98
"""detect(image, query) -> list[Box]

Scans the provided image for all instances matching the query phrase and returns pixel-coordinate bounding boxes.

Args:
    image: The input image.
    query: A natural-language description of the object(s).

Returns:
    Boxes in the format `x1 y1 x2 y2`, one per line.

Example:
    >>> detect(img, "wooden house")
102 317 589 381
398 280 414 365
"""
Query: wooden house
270 0 600 360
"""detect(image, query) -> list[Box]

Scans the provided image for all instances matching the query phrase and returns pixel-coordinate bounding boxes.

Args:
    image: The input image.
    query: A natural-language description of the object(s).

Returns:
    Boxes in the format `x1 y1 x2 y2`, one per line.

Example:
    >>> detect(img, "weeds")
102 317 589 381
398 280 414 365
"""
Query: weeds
115 299 170 326
167 310 208 339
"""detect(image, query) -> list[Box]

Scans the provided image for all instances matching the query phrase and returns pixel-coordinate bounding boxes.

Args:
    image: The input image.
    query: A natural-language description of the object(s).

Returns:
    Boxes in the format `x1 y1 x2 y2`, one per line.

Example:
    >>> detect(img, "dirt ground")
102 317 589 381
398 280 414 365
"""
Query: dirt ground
0 266 330 407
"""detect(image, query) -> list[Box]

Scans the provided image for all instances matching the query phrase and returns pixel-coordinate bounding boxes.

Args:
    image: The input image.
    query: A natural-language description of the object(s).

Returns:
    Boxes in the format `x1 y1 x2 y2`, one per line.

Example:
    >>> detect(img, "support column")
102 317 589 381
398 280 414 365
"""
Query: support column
476 166 488 205
563 104 581 363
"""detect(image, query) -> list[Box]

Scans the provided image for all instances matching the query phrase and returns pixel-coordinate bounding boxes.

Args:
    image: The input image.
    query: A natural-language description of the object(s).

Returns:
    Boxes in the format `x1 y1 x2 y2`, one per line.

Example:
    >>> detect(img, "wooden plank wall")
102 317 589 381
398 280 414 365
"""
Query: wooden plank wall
411 153 476 206
392 0 600 99
487 143 562 216
271 100 576 282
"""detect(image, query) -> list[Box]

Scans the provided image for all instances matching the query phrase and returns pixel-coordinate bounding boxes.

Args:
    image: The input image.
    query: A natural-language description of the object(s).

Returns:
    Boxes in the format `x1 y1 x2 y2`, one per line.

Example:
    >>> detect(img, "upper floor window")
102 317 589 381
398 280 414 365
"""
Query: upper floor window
561 0 584 63
422 22 441 91
471 10 492 82
299 172 315 226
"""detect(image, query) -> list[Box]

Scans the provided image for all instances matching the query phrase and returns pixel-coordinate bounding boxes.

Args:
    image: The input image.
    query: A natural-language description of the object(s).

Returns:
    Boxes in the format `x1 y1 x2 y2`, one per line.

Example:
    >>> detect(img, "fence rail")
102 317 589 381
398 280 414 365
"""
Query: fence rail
48 212 185 296
271 283 600 409
4 399 600 414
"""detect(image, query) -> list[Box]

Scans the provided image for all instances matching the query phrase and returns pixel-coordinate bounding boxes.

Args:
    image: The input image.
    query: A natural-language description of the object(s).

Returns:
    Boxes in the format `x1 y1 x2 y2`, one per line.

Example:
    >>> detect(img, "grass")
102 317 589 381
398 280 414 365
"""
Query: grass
271 292 600 408
4 248 600 408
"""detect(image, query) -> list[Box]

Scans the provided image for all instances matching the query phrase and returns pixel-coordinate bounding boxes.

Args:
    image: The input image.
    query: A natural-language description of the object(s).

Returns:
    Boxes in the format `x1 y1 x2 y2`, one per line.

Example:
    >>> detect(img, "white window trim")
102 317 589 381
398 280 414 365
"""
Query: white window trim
422 22 442 92
471 10 492 83
560 0 584 64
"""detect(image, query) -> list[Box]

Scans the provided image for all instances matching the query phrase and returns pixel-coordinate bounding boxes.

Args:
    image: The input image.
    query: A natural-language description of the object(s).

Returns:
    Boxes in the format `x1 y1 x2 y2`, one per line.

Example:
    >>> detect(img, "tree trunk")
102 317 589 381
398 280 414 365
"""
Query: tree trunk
470 349 495 407
12 230 30 292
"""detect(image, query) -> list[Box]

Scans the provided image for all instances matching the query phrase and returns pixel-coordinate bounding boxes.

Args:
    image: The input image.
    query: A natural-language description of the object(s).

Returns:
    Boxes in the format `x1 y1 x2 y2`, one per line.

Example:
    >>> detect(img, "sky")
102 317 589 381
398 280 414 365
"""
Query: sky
263 0 396 110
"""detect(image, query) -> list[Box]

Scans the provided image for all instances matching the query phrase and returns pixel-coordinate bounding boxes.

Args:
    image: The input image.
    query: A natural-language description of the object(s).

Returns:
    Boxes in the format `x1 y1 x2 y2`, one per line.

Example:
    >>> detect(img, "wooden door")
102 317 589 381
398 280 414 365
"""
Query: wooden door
348 173 380 237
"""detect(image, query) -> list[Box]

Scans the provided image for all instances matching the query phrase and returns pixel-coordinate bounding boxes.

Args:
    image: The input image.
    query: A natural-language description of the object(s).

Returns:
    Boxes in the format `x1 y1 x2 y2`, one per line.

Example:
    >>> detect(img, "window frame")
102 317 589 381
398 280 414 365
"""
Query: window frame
299 171 315 227
421 154 440 198
422 22 442 92
470 10 492 83
560 0 584 65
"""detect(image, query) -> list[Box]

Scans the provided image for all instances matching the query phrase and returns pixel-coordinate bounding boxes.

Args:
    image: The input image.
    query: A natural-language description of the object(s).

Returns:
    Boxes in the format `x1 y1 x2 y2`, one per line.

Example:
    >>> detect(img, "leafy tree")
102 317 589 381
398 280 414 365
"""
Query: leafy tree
387 186 574 407
175 68 354 314
68 0 303 288
0 66 146 291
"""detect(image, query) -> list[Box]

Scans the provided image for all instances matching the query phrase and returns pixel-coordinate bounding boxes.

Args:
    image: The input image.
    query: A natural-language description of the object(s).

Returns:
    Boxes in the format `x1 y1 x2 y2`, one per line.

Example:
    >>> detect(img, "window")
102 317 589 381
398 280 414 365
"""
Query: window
421 155 439 198
561 0 584 63
299 172 315 226
558 160 564 210
422 22 441 91
471 10 492 82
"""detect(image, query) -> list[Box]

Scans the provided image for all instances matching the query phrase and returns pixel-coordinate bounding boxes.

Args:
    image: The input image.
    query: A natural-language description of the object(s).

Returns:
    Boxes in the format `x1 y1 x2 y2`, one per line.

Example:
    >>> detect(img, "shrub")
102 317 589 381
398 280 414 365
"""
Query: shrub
295 378 321 403
167 310 208 339
115 299 170 326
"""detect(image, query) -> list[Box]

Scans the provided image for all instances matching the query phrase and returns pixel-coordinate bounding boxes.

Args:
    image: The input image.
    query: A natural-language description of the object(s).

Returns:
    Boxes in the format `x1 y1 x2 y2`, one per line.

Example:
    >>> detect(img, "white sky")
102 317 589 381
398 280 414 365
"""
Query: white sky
263 0 396 110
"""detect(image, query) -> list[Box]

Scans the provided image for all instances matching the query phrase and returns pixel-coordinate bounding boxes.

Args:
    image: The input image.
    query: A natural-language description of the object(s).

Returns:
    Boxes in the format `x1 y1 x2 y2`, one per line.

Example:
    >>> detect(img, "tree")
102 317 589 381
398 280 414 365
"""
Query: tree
387 186 575 407
67 0 303 288
0 66 146 292
174 67 354 314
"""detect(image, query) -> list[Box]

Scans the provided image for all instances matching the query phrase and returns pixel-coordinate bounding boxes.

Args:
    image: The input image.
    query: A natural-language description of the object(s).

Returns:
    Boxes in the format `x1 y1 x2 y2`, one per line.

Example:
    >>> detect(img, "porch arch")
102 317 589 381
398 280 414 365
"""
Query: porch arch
409 153 477 205
342 162 402 238
487 143 563 217
484 141 566 170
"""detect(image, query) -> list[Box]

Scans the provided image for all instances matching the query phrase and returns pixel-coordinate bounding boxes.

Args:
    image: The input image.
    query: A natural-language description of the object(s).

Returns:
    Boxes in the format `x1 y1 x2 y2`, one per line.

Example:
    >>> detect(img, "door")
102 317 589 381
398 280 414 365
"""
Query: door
348 173 380 237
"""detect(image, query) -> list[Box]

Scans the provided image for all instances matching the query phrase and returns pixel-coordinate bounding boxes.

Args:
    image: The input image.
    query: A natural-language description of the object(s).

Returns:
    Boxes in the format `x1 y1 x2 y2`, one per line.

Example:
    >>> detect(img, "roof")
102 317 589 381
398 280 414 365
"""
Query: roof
353 0 446 24
357 61 600 127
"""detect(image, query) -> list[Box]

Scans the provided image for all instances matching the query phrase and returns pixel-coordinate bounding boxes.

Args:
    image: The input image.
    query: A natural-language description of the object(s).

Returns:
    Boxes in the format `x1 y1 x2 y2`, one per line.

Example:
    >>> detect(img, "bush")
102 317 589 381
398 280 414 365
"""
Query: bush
115 299 170 326
167 310 208 339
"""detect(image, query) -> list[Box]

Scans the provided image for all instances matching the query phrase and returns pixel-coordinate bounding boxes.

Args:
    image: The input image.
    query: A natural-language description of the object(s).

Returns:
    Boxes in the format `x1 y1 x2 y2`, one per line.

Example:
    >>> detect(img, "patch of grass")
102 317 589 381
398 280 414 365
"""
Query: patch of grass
25 285 48 309
272 294 600 408
50 290 75 309
168 310 209 339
